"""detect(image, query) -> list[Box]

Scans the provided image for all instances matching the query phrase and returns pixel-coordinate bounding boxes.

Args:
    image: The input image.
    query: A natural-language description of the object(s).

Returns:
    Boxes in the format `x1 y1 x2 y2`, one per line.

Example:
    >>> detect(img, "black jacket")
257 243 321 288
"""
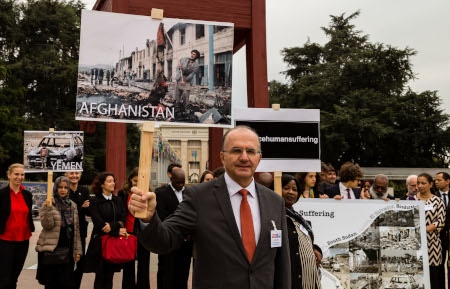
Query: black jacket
89 194 126 238
0 185 35 235
69 186 91 239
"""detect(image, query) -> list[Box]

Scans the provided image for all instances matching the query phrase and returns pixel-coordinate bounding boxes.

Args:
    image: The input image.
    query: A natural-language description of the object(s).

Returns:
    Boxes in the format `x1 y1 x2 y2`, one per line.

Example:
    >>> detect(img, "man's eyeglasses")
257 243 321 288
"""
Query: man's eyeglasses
222 147 261 156
373 184 387 191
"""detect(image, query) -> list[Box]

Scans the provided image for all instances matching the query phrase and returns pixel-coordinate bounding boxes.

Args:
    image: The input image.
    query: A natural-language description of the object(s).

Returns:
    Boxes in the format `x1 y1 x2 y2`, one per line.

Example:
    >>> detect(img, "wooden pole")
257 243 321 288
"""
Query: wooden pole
46 127 55 203
273 170 282 196
134 122 155 218
47 171 54 203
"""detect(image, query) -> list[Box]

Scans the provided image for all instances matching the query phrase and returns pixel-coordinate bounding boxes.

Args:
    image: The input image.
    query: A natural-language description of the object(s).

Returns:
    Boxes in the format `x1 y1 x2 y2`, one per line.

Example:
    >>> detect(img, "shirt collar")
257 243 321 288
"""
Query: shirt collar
169 182 184 193
224 172 257 198
102 194 112 200
441 191 449 195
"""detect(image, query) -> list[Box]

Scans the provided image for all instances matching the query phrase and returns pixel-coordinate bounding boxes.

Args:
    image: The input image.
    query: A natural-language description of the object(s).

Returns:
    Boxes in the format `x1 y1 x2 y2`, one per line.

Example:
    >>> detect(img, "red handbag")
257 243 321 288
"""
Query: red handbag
101 233 138 264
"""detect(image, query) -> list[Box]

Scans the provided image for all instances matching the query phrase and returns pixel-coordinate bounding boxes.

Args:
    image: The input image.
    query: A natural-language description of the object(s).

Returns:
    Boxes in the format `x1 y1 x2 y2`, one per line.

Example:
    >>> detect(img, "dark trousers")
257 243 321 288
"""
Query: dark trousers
430 265 445 289
94 261 115 289
122 241 151 289
0 239 29 289
73 237 86 289
157 241 192 289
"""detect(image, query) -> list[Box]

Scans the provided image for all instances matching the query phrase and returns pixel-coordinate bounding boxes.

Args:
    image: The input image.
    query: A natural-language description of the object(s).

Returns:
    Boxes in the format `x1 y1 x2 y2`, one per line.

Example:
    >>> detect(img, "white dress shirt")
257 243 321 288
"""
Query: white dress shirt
102 194 112 200
440 191 448 206
339 182 356 199
224 172 261 244
169 183 184 203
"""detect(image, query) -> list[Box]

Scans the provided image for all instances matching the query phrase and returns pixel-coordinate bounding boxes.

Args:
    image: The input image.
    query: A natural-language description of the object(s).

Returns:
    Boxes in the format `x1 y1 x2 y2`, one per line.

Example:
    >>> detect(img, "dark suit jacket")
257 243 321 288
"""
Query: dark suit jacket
138 176 291 289
155 184 181 222
0 185 35 235
325 183 362 199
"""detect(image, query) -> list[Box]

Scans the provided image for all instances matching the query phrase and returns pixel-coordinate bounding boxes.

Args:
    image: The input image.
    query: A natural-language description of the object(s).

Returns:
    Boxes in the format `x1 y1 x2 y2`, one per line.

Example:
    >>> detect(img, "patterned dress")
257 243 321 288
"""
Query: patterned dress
418 195 446 266
286 212 322 289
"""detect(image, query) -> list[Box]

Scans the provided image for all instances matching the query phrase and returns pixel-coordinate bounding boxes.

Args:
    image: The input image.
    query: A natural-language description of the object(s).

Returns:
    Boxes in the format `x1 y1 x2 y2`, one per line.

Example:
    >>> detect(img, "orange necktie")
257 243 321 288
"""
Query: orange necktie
239 189 256 263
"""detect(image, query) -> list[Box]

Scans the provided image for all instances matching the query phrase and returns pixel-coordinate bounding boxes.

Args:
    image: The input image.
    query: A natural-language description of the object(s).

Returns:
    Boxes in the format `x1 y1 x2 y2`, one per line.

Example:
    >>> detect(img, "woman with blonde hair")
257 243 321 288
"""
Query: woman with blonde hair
0 163 35 289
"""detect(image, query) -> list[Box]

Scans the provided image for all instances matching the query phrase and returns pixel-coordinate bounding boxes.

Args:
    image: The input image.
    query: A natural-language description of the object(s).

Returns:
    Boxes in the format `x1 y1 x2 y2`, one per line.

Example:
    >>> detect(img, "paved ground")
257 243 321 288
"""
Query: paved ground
17 218 190 289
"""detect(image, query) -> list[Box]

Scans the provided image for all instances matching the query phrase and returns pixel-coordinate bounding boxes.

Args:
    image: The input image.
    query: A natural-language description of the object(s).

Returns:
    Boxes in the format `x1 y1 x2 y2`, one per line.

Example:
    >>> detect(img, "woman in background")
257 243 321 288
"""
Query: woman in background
85 172 127 289
119 167 151 289
282 174 322 289
0 163 35 289
66 170 91 289
36 176 82 289
296 172 324 198
199 170 214 183
416 173 445 289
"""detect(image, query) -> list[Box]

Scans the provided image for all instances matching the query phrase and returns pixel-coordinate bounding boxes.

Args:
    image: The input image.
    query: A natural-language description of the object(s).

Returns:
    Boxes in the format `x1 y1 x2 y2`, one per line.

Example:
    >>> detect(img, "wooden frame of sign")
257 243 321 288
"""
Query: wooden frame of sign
92 0 269 186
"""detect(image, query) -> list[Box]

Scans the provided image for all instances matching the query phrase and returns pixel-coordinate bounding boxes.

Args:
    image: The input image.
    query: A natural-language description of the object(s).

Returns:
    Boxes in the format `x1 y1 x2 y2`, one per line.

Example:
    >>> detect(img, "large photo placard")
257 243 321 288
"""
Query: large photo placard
23 131 84 172
76 10 234 127
293 199 429 289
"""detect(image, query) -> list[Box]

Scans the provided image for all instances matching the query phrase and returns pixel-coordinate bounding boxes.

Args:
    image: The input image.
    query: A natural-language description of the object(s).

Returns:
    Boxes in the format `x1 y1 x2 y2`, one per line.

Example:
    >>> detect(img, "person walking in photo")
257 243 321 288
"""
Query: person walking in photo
174 50 200 108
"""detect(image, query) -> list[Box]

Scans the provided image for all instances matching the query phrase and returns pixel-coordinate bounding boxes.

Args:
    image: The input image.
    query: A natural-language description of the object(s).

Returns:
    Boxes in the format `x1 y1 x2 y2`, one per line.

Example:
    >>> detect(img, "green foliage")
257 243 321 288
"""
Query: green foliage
269 11 450 168
0 0 144 183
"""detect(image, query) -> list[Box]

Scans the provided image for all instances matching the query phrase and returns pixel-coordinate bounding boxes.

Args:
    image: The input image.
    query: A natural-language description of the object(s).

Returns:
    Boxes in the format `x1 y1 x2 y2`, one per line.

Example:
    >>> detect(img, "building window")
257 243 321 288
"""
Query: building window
180 28 186 45
169 140 181 147
213 26 227 34
188 140 201 147
196 25 204 39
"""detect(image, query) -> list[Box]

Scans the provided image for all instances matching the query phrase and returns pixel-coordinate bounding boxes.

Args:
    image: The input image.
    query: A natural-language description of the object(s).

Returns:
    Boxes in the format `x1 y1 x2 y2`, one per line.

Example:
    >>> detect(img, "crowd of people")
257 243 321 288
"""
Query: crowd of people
1 126 450 289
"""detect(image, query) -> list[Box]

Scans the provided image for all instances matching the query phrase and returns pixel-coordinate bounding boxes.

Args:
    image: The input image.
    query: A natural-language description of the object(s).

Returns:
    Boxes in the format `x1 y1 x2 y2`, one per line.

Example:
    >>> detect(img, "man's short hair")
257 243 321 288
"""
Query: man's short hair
213 167 225 178
339 162 363 182
191 49 200 60
437 172 450 181
221 125 261 151
167 163 182 174
406 175 417 185
374 174 389 183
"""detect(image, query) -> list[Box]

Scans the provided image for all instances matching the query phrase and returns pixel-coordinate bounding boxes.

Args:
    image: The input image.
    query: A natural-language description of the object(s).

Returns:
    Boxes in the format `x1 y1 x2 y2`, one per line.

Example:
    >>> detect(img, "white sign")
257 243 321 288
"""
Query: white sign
234 107 321 172
293 199 429 289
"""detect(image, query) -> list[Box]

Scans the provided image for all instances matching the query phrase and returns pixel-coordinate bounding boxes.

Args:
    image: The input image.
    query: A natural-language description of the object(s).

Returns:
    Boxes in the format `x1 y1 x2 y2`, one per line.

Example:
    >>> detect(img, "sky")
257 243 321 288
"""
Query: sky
82 0 450 112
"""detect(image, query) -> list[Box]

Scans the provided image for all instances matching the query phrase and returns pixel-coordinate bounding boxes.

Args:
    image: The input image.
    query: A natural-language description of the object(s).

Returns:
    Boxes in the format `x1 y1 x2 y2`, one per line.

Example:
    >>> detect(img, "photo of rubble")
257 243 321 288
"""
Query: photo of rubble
380 249 423 274
23 131 84 173
349 248 380 273
77 10 233 126
350 273 381 289
375 208 419 227
322 248 350 274
349 225 380 250
380 227 420 250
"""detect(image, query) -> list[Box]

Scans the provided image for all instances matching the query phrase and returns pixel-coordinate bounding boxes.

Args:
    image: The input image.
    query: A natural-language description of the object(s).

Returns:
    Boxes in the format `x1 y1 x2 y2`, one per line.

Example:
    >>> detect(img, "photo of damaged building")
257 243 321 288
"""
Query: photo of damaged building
76 10 233 125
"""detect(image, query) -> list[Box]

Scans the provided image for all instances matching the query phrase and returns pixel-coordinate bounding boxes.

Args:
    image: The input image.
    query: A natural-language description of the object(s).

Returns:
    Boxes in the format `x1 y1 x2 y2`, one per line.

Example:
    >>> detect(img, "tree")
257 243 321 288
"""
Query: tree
269 11 450 167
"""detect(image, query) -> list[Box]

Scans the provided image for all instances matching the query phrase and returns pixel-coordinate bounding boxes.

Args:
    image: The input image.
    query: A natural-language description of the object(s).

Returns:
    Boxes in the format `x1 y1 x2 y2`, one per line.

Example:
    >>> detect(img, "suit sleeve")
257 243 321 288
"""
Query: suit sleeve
274 199 291 289
138 186 197 254
325 186 337 198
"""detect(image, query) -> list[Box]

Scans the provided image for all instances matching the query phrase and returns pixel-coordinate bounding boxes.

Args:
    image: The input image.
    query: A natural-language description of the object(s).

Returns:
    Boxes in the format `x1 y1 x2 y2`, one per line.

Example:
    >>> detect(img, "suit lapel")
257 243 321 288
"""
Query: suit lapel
166 185 180 205
213 177 248 261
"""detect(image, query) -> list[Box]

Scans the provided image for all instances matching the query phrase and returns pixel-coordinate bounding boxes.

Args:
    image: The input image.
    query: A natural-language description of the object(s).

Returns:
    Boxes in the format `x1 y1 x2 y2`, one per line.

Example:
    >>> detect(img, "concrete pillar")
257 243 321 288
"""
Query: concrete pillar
201 140 209 174
181 140 188 183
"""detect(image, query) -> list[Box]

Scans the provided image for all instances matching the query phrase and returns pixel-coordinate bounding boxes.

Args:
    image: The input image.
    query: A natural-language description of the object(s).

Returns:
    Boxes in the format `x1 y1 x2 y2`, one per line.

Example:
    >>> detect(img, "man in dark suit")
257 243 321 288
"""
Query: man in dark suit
130 126 291 289
155 168 192 289
434 172 450 275
325 162 368 199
